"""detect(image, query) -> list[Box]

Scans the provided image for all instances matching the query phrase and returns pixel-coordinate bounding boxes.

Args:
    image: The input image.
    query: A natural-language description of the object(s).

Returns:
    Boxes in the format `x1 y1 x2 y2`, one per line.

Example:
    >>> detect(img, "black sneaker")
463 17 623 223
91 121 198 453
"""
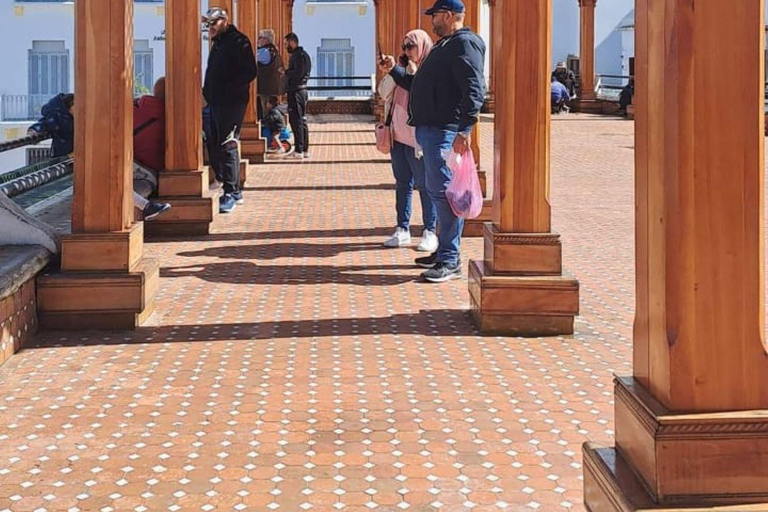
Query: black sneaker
422 261 462 283
232 190 244 204
415 252 438 269
143 201 171 221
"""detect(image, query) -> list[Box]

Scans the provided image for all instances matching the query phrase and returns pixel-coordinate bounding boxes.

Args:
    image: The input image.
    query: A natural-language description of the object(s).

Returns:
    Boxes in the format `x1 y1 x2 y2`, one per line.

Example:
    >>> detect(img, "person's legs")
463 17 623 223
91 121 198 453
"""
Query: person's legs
208 106 223 182
287 90 304 154
409 149 438 252
416 126 463 268
390 142 414 231
297 89 309 155
211 103 246 201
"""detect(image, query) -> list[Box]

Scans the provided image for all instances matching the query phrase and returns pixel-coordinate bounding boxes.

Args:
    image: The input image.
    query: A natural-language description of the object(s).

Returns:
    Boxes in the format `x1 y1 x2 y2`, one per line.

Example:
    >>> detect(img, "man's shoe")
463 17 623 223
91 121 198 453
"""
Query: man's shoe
143 202 171 221
416 230 438 252
422 261 462 283
383 227 411 248
232 191 244 204
302 152 310 159
415 252 438 269
219 194 236 213
287 152 303 159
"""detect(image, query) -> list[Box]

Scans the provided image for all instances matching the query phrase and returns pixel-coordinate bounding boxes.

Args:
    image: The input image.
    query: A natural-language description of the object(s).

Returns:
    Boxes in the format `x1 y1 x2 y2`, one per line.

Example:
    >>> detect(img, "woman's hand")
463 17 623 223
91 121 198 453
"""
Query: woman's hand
378 55 396 72
406 60 418 74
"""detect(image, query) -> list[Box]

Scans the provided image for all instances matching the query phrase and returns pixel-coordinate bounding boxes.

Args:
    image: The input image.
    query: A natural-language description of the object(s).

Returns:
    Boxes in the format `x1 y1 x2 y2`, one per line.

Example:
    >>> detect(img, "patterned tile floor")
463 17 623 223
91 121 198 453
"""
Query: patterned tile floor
0 113 636 512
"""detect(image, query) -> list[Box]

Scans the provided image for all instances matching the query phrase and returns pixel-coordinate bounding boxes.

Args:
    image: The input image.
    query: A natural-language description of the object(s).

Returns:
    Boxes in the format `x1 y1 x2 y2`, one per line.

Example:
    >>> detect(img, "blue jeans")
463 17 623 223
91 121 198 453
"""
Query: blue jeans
390 142 437 232
415 126 463 266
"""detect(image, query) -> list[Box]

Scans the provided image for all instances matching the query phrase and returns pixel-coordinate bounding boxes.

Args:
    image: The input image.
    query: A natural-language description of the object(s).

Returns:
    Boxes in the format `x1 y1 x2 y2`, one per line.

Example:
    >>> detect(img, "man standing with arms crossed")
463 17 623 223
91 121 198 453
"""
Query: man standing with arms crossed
382 0 485 282
202 7 257 214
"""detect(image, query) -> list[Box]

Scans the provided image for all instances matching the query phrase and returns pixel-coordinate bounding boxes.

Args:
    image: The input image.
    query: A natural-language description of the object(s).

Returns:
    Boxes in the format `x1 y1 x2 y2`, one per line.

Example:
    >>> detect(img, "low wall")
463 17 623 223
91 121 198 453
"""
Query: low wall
307 99 373 115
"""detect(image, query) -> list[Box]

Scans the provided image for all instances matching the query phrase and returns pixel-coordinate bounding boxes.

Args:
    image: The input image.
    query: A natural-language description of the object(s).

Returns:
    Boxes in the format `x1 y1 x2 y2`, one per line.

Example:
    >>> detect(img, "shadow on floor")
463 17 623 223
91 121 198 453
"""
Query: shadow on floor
29 309 480 348
145 227 396 244
244 184 394 192
160 262 423 286
176 241 383 260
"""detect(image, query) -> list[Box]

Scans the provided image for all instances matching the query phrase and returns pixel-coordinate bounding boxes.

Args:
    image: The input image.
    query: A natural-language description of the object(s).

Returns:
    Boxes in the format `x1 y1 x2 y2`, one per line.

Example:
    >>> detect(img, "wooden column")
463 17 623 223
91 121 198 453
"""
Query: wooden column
146 0 217 236
37 0 159 330
468 0 579 336
484 0 498 114
575 0 601 113
584 1 768 510
260 0 293 71
238 0 266 166
461 0 490 236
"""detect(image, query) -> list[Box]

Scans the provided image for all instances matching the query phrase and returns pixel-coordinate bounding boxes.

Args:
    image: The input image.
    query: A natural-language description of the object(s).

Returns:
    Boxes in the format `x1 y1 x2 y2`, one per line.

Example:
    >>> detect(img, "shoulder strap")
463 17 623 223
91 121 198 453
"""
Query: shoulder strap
134 117 159 137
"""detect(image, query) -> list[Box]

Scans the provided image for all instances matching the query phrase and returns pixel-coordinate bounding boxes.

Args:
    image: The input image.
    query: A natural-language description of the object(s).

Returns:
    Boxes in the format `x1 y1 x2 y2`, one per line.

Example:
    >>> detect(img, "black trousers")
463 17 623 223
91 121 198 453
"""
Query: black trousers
287 88 309 154
209 103 247 195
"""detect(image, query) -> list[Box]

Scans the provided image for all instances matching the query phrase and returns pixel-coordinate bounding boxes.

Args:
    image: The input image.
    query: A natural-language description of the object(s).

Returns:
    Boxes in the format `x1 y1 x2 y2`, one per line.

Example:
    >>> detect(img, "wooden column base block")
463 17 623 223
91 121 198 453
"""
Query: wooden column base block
478 170 487 198
583 444 768 512
157 169 208 197
239 159 249 189
463 200 493 237
482 95 495 114
61 223 143 272
37 258 159 330
468 260 579 336
574 98 604 114
483 224 562 275
144 196 216 237
240 124 266 163
611 377 768 506
626 104 636 120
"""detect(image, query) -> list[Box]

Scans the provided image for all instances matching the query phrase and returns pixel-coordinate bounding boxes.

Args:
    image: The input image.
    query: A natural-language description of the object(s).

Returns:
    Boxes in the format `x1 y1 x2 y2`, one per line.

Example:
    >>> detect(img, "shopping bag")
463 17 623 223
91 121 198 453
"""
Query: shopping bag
445 150 483 219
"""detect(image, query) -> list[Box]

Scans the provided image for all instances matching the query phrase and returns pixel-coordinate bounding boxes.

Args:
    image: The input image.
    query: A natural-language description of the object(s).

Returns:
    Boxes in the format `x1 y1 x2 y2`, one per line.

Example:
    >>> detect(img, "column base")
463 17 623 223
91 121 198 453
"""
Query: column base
478 169 487 198
583 444 768 512
146 169 217 237
468 259 579 336
463 200 493 237
241 124 266 163
239 159 249 189
482 94 495 114
37 257 159 330
597 377 768 507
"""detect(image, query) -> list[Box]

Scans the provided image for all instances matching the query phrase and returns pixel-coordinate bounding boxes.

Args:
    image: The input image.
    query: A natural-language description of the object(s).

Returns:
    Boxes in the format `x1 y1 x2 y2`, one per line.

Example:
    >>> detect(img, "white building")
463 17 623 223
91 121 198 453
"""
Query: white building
0 0 636 171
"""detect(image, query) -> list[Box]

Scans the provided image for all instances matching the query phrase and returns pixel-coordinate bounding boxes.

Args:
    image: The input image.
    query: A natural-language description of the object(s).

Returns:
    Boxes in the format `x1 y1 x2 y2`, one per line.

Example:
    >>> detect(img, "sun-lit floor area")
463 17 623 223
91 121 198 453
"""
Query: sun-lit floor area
0 113 636 512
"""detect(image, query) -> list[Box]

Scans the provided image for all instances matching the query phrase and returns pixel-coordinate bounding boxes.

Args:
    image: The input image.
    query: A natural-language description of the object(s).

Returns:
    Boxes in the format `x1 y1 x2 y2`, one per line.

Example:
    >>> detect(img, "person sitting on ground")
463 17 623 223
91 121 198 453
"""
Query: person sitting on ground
27 93 75 157
132 77 172 221
551 75 571 114
552 61 577 98
618 77 635 115
262 96 287 154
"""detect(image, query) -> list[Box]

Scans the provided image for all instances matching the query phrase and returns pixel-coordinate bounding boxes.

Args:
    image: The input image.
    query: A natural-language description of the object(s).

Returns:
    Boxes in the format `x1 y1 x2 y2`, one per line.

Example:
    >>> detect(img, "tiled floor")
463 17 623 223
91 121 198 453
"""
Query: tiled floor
0 113 636 512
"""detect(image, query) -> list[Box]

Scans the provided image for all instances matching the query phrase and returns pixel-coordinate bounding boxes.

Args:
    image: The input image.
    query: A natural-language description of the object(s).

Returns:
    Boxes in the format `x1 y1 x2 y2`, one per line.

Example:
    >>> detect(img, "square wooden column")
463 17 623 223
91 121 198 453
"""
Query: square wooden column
37 0 159 330
146 0 217 237
583 1 768 510
239 0 266 165
468 0 579 336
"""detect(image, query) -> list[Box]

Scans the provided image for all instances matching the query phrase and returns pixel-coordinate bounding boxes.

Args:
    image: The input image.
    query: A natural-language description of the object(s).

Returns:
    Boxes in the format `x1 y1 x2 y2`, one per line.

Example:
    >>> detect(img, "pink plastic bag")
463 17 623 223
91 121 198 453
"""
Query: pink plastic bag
445 150 483 219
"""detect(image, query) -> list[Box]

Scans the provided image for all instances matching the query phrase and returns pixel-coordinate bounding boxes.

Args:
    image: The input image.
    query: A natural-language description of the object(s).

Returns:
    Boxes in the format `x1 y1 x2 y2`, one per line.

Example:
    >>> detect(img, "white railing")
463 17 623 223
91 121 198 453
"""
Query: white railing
0 94 57 122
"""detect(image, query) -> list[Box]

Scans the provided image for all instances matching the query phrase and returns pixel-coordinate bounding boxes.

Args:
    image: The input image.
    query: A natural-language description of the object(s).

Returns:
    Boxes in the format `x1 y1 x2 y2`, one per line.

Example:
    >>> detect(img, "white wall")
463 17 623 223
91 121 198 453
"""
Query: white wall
293 0 376 88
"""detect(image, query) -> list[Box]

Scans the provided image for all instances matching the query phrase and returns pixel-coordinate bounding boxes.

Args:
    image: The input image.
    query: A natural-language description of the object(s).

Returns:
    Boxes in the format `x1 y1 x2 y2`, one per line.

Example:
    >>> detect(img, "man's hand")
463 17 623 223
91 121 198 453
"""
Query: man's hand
452 133 471 155
378 55 396 73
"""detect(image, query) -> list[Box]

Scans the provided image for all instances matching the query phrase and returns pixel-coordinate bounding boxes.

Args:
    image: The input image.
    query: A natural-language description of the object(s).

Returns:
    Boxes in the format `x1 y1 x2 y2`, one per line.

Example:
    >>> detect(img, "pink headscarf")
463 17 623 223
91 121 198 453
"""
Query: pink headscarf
403 29 433 66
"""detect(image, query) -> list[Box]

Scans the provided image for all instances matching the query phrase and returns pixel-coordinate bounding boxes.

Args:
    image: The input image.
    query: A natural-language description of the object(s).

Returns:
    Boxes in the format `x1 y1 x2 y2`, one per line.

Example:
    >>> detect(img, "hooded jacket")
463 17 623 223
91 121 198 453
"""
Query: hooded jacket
30 93 74 157
284 46 312 91
390 27 485 134
203 24 258 107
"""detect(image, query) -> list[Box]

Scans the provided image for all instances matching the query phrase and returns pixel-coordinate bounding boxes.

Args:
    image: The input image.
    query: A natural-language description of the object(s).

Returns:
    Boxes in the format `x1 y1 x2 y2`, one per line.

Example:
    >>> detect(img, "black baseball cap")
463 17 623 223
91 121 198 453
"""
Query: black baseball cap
424 0 466 15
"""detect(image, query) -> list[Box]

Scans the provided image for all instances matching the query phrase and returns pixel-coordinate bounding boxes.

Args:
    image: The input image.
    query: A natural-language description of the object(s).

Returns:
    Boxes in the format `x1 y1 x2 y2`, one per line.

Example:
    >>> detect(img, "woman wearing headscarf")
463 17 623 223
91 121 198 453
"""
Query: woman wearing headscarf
378 29 437 252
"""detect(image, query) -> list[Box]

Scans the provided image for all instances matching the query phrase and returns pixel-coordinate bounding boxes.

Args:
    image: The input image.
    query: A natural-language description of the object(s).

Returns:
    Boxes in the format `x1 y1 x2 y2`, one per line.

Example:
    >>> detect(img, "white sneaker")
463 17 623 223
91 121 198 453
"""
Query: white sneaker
416 229 438 252
383 227 411 248
302 152 310 159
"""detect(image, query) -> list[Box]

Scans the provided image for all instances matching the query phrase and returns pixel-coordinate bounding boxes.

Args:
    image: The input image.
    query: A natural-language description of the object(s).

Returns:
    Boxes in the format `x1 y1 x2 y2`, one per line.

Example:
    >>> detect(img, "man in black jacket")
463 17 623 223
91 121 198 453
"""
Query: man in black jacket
382 0 485 283
202 7 257 213
283 32 312 159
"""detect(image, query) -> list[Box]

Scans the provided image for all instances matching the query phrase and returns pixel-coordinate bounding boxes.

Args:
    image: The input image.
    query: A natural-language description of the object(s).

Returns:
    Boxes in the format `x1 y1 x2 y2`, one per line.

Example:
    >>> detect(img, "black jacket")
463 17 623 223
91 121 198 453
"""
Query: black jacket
263 107 285 134
29 93 74 157
284 46 312 91
390 28 485 134
203 24 257 107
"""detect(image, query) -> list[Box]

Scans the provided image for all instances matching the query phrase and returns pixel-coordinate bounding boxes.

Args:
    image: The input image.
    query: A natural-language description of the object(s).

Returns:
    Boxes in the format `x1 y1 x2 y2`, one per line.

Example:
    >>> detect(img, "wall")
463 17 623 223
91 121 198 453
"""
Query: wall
293 0 376 91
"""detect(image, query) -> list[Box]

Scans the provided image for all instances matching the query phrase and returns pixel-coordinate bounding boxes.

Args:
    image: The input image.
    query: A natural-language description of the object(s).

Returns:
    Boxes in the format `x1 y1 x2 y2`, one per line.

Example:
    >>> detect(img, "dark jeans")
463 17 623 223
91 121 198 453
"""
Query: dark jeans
287 88 309 154
390 142 437 232
209 103 247 195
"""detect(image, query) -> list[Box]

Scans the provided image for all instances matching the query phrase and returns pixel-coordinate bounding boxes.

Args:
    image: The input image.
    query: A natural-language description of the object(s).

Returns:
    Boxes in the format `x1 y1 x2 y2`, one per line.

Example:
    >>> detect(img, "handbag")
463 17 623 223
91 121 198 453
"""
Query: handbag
374 102 394 154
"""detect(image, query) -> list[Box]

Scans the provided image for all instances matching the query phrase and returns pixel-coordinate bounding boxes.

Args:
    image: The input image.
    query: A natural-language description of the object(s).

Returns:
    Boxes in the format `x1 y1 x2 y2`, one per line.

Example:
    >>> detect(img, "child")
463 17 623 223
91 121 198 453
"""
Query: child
262 96 286 154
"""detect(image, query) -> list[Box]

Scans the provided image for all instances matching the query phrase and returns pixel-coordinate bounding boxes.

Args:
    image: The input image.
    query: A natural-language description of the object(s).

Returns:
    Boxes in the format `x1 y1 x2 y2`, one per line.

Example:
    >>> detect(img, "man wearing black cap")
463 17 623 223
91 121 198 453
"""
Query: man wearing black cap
202 7 257 214
380 0 485 283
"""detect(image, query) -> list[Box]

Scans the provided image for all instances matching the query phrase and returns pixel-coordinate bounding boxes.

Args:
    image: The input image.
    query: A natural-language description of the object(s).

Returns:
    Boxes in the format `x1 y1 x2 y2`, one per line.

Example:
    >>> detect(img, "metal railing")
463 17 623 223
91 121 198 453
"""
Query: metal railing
595 74 631 102
0 131 51 154
306 75 375 98
0 94 57 122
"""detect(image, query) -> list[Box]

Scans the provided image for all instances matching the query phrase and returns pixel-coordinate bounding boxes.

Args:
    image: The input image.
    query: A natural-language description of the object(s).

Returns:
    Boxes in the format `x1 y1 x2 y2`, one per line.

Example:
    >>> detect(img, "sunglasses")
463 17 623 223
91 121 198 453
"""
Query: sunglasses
401 43 417 51
203 18 223 28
